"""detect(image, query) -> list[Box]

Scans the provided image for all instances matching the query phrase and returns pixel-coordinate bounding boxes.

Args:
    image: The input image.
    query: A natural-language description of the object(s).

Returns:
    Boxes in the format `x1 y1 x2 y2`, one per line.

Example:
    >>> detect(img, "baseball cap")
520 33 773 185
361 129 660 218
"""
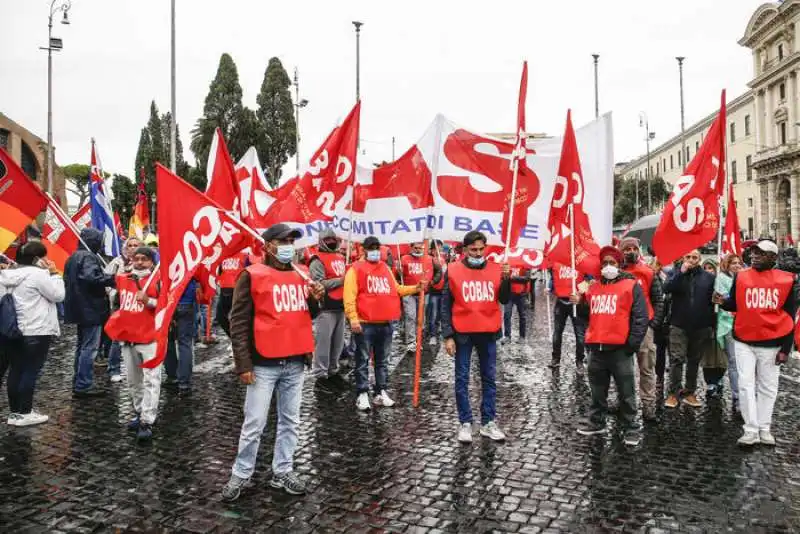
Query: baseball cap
261 223 302 242
363 236 381 249
753 240 779 254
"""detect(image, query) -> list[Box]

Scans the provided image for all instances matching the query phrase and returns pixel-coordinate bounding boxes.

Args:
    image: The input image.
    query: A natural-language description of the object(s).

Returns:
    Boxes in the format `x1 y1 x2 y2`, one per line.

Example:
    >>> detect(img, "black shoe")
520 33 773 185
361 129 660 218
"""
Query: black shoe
623 429 642 446
328 374 349 389
642 407 657 422
547 359 560 369
178 387 192 397
577 422 607 436
136 423 153 443
127 414 141 432
72 388 107 398
163 378 179 389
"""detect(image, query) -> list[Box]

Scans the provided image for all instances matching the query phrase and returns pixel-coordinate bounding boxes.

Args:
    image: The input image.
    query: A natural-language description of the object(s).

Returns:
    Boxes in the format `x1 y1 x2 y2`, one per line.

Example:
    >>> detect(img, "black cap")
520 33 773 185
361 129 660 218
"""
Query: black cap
133 246 156 261
363 236 381 249
262 223 302 242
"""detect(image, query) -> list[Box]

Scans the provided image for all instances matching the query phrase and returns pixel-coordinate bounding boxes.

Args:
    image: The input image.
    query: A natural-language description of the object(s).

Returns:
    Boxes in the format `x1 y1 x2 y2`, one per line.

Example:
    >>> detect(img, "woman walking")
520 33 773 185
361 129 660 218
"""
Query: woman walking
715 253 743 414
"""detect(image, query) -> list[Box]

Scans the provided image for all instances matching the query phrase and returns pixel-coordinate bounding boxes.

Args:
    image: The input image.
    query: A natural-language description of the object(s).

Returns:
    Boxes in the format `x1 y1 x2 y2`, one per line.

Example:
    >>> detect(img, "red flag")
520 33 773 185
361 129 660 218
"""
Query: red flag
42 202 85 272
205 128 239 211
502 61 531 249
653 91 726 265
0 148 49 253
721 182 742 256
352 145 434 212
144 164 258 368
129 173 150 239
545 110 601 277
71 203 92 230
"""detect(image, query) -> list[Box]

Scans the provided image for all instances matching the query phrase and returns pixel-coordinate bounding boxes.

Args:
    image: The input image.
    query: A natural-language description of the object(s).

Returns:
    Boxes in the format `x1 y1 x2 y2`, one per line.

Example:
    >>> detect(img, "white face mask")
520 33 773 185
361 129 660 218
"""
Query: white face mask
601 265 619 280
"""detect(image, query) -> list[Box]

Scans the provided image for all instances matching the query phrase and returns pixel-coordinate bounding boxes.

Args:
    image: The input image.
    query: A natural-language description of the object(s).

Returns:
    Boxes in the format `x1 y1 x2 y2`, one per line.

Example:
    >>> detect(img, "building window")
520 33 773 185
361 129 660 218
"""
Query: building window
0 129 8 149
780 83 786 101
731 160 737 183
779 43 784 60
670 154 674 169
20 141 38 180
678 150 682 166
746 155 753 181
781 122 788 144
730 122 736 142
695 140 700 152
745 115 751 136
748 197 754 208
686 146 690 162
748 217 754 237
656 162 660 175
662 158 666 172
649 166 654 178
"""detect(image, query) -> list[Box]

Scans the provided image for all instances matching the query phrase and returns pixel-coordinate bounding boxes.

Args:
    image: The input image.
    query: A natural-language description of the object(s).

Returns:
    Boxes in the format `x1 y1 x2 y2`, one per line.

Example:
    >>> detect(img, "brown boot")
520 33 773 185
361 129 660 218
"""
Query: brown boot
682 394 702 408
664 395 679 408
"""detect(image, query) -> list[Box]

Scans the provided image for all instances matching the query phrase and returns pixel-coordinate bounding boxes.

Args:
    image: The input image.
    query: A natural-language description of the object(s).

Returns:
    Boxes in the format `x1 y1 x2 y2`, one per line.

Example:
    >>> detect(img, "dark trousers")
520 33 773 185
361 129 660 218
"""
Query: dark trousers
165 304 195 388
216 289 234 337
552 299 587 363
7 336 50 414
529 279 536 309
668 326 712 396
588 349 637 428
655 328 668 383
503 293 527 338
454 333 497 424
353 323 392 394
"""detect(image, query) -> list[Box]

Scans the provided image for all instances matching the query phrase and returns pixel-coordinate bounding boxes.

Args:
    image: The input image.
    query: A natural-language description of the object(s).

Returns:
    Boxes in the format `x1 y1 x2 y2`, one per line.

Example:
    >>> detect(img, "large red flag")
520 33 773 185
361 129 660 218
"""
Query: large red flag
205 128 239 211
352 145 434 212
144 164 258 368
721 182 742 256
502 61 531 249
545 110 601 277
0 148 49 253
653 91 726 265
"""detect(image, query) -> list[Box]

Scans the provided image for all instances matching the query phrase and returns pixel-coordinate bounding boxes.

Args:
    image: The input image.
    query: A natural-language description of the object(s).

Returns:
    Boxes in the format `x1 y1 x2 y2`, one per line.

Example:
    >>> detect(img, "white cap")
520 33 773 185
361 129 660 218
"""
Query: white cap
754 240 779 254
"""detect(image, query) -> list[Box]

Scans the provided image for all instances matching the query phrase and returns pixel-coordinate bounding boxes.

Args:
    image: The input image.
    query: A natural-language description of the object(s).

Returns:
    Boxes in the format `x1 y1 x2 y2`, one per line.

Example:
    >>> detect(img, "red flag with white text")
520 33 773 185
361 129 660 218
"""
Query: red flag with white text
502 61 533 249
653 91 726 265
721 182 742 256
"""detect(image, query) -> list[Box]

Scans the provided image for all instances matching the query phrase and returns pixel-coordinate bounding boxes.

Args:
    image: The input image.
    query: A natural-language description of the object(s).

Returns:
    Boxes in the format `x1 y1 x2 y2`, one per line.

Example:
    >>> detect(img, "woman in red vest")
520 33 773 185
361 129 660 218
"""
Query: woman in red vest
104 246 161 442
222 224 325 501
441 231 511 444
571 246 649 446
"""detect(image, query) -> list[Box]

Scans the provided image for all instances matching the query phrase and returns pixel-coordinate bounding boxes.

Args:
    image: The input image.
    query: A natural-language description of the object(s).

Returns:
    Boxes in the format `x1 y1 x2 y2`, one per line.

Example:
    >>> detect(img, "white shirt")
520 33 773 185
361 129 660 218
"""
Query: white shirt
0 266 65 336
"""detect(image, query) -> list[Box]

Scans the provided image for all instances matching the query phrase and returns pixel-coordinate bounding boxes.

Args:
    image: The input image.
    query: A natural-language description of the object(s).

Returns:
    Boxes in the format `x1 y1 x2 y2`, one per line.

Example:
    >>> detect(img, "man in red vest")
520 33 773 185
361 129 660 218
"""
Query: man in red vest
571 246 648 446
222 223 325 501
343 236 425 411
441 231 511 443
619 237 665 421
503 264 531 342
426 240 447 346
309 229 347 384
215 251 247 337
400 241 442 352
549 261 587 370
104 246 161 442
714 240 798 446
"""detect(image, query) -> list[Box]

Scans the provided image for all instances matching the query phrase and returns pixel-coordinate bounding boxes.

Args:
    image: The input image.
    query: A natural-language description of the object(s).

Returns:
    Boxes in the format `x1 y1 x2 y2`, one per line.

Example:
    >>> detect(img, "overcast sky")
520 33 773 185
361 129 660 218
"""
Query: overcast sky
3 0 761 180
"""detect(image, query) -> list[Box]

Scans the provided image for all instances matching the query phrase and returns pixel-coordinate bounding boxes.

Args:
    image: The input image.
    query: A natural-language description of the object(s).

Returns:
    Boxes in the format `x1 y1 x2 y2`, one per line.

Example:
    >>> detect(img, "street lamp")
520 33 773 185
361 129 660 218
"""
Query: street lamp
592 54 600 119
353 21 363 103
41 0 71 197
293 68 309 174
676 57 686 170
639 112 656 213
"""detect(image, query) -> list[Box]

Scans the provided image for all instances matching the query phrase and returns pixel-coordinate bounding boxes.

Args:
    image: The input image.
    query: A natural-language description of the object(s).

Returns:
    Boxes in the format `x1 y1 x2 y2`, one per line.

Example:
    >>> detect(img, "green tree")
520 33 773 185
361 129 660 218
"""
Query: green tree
134 127 152 193
60 163 91 207
613 175 671 225
110 173 137 229
191 53 245 174
161 112 191 178
256 57 297 187
230 107 263 163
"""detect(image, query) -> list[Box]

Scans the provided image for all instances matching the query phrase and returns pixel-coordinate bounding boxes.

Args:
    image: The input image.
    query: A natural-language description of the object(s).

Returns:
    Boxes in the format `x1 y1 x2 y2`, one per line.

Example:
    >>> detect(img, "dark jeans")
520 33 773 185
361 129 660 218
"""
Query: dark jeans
454 333 497 424
529 279 536 309
98 331 122 375
354 323 392 394
216 290 234 337
503 292 527 338
552 299 586 363
588 349 637 428
668 326 712 396
655 327 668 383
74 325 102 392
426 293 442 336
165 304 195 388
8 336 51 414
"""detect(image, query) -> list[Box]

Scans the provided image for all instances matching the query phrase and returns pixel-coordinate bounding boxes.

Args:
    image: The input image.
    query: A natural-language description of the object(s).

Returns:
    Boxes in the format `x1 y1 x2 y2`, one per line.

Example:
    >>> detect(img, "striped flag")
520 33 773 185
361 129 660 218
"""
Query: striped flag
88 140 120 256
0 148 49 253
128 169 150 239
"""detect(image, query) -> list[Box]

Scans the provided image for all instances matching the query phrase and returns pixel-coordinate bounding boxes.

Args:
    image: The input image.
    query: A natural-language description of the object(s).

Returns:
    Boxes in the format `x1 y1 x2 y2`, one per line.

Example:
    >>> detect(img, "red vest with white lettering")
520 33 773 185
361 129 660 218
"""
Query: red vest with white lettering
448 261 503 334
734 268 794 342
353 260 402 322
104 273 159 344
552 262 584 298
312 251 347 300
248 263 315 358
585 279 636 346
218 253 247 289
623 262 655 320
402 254 434 286
510 267 531 295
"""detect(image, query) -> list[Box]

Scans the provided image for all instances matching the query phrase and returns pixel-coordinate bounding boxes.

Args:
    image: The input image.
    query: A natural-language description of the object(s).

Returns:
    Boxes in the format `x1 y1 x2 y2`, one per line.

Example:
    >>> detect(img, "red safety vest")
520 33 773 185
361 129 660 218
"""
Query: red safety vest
552 262 584 298
312 251 347 300
402 254 434 286
248 263 315 358
447 261 503 334
432 261 447 291
104 272 160 344
734 268 794 342
353 260 402 323
623 262 655 320
585 279 636 346
218 253 247 289
380 245 390 264
510 267 530 295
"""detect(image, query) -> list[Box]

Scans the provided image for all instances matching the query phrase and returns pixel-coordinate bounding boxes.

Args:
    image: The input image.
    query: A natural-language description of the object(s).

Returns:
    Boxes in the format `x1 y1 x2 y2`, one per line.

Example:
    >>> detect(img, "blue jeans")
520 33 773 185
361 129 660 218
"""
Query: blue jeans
231 361 305 479
454 333 497 424
165 304 195 388
724 332 739 402
196 304 208 341
74 325 102 392
426 293 442 336
503 293 527 338
108 341 122 376
354 323 392 394
8 336 50 413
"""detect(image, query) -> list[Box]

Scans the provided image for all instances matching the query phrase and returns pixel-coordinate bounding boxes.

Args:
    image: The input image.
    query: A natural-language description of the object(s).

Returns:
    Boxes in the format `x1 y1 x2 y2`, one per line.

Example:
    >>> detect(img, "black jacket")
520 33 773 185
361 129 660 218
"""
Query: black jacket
622 262 666 329
663 266 715 331
64 228 116 326
440 258 511 341
584 272 649 354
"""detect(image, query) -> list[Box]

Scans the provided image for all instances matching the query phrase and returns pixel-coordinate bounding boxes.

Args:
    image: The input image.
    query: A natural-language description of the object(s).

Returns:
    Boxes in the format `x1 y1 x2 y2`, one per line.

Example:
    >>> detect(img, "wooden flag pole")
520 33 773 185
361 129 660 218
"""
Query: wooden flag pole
412 238 429 408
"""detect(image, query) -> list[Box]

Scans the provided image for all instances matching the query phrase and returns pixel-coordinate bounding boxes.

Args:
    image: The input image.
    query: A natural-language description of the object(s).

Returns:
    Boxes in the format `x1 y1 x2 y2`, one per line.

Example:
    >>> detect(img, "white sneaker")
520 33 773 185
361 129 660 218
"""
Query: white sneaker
373 390 395 407
737 430 760 446
15 412 49 427
110 374 124 383
7 413 23 426
759 430 776 446
356 392 371 411
196 342 208 349
457 423 473 443
428 337 438 346
480 421 507 441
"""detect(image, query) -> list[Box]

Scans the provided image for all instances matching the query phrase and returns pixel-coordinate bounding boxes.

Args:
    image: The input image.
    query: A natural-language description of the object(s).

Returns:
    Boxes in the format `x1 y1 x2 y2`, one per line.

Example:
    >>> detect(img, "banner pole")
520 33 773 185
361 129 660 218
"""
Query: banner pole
545 269 553 341
503 156 521 258
205 302 212 340
569 204 577 318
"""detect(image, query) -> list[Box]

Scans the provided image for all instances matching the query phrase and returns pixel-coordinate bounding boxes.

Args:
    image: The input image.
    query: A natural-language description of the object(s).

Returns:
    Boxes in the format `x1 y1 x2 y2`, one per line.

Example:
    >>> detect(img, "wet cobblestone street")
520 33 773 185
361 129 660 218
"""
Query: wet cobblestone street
1 294 799 533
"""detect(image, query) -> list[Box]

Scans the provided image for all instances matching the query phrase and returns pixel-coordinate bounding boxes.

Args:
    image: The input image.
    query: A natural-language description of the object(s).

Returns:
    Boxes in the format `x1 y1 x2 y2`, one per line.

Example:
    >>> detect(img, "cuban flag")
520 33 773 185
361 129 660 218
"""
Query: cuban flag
88 140 120 256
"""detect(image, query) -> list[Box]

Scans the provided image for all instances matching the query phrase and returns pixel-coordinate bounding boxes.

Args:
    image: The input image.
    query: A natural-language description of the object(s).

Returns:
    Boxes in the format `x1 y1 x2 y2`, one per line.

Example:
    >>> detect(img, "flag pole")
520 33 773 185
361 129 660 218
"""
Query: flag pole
569 204 577 317
545 269 553 340
504 156 521 259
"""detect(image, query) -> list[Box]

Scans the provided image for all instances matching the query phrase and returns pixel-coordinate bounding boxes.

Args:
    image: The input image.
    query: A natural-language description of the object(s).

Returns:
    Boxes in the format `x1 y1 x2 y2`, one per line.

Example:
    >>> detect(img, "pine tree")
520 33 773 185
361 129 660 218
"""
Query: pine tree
256 57 297 187
133 127 153 195
110 173 137 228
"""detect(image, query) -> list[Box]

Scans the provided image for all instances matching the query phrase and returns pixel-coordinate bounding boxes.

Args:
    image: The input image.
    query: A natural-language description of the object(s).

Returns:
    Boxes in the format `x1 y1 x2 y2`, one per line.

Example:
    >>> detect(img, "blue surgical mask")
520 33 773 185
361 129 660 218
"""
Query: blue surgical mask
366 250 381 262
467 256 485 267
275 245 295 264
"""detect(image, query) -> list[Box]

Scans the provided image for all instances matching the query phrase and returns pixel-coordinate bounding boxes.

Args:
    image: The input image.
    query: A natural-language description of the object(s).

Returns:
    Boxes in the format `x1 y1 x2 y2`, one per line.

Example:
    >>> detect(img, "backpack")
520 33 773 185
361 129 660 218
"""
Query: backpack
0 289 22 340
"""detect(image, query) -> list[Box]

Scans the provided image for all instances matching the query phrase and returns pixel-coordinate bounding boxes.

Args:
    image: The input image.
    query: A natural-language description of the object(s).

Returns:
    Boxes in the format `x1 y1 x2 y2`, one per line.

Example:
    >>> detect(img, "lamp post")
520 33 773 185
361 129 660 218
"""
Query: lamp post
639 112 656 213
353 21 363 103
41 0 71 196
676 56 686 169
592 54 600 119
170 0 177 172
293 68 308 174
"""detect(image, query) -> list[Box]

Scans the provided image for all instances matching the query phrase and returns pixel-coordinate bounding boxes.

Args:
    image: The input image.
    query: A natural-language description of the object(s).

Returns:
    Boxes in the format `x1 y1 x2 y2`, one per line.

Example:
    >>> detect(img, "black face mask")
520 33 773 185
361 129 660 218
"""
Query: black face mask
752 258 775 271
624 252 638 264
323 240 338 250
